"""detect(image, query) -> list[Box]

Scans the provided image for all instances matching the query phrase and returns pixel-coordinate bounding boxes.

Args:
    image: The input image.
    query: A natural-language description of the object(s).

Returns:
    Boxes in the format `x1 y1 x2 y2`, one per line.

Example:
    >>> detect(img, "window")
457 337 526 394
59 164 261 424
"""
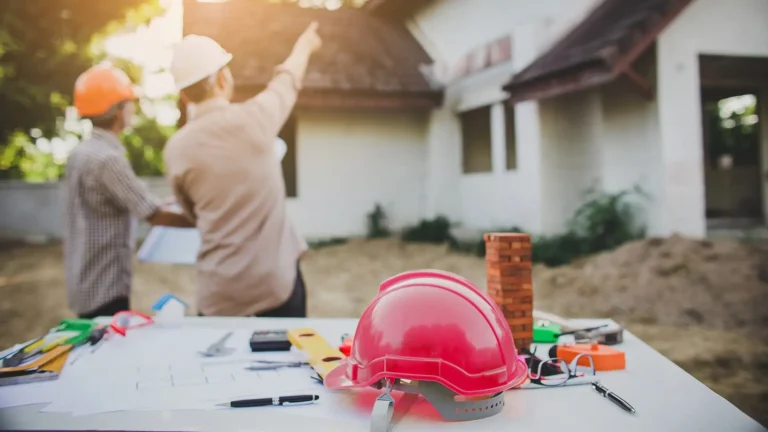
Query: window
505 105 517 170
460 106 492 173
278 115 298 198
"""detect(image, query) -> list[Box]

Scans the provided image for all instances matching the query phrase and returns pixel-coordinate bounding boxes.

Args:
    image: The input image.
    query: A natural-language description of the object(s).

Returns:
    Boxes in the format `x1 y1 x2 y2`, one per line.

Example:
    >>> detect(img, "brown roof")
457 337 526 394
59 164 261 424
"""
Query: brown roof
362 0 435 20
182 0 441 107
503 0 694 103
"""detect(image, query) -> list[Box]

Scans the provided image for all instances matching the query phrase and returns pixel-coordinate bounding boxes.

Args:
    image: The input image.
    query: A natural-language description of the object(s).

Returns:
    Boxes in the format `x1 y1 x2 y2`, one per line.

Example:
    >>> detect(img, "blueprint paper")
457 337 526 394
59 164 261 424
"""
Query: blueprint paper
137 226 201 265
40 327 320 416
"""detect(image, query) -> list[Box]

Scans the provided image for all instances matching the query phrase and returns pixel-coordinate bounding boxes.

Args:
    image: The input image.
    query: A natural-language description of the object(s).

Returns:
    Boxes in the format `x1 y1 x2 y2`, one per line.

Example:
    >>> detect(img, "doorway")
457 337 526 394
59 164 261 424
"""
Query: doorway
699 55 768 229
701 91 761 221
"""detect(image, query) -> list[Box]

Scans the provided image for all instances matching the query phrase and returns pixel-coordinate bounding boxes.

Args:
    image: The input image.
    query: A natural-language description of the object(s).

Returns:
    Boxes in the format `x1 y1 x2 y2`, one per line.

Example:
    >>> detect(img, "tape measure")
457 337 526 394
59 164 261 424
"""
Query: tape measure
549 342 626 371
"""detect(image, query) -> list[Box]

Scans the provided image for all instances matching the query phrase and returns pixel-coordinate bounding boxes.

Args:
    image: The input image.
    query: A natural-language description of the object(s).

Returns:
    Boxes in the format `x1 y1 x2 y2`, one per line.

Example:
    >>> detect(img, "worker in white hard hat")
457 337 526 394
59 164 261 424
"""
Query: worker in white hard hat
163 22 322 318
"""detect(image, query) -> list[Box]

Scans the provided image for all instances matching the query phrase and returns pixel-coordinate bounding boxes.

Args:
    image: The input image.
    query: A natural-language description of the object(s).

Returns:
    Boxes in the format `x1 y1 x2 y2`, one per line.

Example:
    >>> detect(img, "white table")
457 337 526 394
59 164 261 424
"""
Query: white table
1 317 765 432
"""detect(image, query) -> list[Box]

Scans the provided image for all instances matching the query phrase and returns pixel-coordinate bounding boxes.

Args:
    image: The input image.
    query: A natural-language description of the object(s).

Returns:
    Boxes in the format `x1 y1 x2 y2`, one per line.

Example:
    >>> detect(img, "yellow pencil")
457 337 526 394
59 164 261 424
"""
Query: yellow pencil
41 337 69 353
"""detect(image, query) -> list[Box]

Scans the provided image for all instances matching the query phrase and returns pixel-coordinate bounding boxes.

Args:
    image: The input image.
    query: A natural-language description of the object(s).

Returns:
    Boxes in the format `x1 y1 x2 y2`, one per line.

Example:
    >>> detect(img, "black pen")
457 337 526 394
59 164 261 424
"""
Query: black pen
217 394 319 408
591 381 636 414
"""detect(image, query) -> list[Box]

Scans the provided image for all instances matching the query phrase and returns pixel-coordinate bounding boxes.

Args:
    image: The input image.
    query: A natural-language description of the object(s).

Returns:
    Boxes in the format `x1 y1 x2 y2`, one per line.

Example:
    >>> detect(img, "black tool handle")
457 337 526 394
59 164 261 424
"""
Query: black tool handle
606 391 634 413
230 398 273 408
229 395 318 408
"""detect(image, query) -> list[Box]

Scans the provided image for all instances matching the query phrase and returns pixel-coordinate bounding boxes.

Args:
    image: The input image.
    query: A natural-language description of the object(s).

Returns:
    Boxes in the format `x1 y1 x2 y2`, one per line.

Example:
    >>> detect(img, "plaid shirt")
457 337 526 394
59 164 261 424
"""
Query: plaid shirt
64 128 159 315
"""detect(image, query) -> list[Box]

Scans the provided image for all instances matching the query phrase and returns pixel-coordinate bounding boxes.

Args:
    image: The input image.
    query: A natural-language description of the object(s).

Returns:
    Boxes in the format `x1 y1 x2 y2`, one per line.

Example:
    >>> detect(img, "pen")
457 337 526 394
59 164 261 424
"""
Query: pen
217 394 319 408
591 381 636 414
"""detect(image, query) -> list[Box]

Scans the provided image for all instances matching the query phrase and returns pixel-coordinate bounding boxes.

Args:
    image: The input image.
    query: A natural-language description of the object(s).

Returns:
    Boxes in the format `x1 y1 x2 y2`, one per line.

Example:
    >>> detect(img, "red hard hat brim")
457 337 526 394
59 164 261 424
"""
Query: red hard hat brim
324 356 529 396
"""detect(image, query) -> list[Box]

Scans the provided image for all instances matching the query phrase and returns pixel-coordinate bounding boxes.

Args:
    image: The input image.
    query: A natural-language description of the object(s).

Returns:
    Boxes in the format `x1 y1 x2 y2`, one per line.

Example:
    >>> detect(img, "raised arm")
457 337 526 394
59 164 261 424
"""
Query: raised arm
240 21 323 143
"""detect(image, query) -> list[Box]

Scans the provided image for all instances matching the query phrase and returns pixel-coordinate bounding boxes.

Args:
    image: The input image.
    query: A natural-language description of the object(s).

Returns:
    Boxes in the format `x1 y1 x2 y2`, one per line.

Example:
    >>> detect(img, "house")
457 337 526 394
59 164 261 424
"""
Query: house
180 0 768 239
152 293 189 325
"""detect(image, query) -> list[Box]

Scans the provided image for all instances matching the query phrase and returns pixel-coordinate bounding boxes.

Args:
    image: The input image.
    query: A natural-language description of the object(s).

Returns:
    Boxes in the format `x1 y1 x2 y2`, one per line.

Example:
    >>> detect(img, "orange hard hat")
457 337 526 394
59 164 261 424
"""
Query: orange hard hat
73 63 136 118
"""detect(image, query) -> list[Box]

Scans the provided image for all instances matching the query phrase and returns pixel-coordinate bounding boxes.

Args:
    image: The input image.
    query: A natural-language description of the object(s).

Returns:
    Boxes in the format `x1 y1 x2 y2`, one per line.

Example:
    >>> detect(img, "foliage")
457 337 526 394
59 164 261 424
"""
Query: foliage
0 0 160 153
705 95 759 168
366 203 391 239
308 237 349 249
121 104 174 177
405 187 647 267
0 132 65 182
401 216 452 243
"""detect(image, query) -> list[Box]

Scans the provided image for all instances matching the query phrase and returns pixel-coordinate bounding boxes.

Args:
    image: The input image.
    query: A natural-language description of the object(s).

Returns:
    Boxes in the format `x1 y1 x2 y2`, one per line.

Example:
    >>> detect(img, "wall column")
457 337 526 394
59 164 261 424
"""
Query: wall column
761 89 768 225
656 43 707 237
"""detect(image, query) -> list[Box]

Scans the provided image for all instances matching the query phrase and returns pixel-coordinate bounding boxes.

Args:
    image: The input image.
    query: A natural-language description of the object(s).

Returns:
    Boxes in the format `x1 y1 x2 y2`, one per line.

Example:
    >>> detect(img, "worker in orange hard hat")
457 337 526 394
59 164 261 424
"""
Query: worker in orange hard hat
64 62 194 319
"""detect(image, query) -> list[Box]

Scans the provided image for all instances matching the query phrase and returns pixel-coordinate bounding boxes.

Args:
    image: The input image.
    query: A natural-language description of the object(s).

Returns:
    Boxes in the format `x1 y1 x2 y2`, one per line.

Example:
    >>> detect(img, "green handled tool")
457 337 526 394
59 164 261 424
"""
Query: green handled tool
51 318 97 345
533 320 562 343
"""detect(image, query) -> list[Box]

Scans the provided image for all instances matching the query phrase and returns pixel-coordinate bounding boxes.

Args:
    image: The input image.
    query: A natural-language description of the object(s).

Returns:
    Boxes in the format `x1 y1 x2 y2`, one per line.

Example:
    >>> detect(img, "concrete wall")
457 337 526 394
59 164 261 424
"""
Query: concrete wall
599 77 663 235
0 178 171 242
539 90 604 233
286 110 428 238
0 111 429 242
656 0 768 236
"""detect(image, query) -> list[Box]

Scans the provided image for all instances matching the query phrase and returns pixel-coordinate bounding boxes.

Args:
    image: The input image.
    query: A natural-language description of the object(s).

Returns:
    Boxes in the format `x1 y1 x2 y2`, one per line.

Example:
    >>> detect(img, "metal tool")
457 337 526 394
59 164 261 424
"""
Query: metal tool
0 337 42 367
199 331 235 357
245 361 309 371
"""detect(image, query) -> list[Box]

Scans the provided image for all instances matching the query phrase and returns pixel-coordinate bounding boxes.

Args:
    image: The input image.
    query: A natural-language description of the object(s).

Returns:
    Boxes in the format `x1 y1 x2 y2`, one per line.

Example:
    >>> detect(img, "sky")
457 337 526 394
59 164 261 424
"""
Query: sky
103 0 185 125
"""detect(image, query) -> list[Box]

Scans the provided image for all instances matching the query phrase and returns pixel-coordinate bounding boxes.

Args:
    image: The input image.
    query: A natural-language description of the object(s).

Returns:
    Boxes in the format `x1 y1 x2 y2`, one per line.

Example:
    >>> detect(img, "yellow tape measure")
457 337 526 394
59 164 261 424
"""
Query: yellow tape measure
287 328 346 379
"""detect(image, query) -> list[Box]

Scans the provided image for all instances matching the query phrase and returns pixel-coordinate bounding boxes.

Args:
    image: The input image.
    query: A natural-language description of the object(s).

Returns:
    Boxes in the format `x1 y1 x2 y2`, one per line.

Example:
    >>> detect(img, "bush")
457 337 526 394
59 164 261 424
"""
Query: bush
401 216 452 243
407 187 647 267
308 238 348 249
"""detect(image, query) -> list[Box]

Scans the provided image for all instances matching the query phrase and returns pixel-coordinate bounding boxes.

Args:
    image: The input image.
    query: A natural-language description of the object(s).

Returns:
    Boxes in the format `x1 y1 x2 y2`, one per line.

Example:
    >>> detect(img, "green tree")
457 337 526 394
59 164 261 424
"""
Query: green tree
0 0 161 179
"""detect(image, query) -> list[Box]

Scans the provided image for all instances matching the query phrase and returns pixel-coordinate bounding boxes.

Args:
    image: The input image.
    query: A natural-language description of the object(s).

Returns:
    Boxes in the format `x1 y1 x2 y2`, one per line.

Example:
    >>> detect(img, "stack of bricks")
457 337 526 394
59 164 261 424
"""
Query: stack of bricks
484 233 534 352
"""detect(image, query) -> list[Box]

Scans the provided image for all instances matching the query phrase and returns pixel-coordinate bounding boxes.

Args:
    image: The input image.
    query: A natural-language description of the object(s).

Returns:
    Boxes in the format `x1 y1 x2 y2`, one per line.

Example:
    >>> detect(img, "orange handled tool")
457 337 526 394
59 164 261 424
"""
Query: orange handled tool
549 342 626 371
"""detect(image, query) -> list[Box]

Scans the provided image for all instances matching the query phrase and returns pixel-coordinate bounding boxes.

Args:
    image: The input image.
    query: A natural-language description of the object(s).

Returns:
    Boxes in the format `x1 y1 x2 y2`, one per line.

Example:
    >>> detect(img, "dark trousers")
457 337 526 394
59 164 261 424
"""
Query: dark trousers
78 296 130 319
199 262 307 318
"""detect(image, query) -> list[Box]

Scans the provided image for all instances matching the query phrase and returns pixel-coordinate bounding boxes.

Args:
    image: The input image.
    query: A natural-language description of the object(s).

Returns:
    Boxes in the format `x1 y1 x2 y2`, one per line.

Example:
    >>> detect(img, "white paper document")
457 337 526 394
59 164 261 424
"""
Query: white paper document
39 327 322 416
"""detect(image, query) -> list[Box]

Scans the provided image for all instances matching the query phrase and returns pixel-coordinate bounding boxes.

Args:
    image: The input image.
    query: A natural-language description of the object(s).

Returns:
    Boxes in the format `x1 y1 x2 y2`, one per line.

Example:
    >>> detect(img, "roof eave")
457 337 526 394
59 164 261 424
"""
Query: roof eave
235 86 444 110
504 0 695 104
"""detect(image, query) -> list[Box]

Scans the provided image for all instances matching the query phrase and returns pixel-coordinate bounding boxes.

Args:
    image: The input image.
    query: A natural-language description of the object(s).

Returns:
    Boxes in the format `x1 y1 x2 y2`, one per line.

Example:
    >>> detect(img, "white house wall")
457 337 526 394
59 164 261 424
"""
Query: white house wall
287 111 428 239
539 90 604 233
408 0 601 67
410 0 602 234
656 0 768 237
599 78 663 235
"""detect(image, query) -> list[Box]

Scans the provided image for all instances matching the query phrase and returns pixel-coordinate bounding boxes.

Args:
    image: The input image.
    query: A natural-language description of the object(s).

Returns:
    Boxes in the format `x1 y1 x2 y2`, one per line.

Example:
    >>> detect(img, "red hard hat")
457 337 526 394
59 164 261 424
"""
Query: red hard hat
74 63 136 118
325 270 528 425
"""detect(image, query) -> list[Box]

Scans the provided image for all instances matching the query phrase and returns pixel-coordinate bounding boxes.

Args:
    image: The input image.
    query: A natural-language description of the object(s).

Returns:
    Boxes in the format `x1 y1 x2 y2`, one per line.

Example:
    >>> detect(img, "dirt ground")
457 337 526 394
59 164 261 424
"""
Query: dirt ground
1 236 766 426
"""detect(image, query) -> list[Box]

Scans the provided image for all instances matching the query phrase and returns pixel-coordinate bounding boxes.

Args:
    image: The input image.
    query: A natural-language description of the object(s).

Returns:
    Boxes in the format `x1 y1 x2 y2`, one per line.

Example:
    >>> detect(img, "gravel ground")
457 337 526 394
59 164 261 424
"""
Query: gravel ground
0 237 765 426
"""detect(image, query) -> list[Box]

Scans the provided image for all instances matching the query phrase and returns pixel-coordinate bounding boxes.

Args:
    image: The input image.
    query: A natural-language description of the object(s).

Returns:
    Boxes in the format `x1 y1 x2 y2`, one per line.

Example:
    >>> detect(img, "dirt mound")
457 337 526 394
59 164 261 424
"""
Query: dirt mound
533 235 768 330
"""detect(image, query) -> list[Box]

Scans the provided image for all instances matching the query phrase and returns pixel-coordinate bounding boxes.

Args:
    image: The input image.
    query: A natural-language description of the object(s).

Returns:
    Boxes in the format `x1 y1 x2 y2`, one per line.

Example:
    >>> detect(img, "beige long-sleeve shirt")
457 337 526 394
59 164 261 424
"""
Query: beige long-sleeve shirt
163 71 308 316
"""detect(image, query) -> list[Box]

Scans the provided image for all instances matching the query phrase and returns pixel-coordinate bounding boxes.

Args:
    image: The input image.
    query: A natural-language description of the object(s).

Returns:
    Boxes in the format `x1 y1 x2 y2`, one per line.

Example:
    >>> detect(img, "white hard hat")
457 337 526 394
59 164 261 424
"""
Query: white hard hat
170 35 233 91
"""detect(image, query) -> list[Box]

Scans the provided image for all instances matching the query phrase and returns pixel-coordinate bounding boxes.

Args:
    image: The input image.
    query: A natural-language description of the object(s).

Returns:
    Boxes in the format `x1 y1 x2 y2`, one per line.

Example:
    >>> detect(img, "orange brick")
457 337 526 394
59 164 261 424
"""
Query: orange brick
512 332 534 339
487 282 531 294
487 275 532 285
506 317 533 326
493 295 533 305
509 324 533 333
502 303 534 313
503 310 531 319
484 233 530 243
